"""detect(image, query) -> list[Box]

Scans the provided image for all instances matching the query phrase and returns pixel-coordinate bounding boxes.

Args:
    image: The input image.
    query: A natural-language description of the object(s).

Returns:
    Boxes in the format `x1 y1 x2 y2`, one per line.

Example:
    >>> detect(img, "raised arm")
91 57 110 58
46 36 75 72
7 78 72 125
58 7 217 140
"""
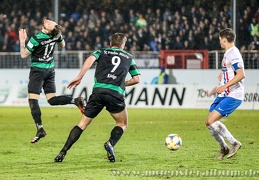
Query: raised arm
57 39 65 48
19 29 31 59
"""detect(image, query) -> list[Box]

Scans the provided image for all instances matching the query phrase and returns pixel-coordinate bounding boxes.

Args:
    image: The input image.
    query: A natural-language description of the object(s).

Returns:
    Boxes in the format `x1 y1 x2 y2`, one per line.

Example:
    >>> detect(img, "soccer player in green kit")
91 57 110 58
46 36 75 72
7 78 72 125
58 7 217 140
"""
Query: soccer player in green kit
54 33 141 163
19 19 84 143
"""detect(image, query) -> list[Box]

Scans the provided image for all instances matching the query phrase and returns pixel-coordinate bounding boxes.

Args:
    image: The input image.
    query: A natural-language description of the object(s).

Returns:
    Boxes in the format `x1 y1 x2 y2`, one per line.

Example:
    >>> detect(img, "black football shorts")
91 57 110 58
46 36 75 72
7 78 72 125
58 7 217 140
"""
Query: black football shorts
28 67 56 94
84 93 126 118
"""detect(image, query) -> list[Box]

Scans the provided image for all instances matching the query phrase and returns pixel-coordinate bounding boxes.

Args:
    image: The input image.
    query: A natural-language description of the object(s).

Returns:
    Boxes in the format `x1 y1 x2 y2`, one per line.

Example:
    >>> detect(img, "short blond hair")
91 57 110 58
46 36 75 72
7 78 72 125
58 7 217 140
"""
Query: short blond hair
111 33 127 47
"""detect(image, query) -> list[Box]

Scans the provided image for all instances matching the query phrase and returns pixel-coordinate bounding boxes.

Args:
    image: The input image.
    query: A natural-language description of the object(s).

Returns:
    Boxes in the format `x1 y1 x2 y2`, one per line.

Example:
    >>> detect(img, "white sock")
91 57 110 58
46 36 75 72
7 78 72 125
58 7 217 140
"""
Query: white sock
208 125 228 148
210 121 237 145
36 123 43 130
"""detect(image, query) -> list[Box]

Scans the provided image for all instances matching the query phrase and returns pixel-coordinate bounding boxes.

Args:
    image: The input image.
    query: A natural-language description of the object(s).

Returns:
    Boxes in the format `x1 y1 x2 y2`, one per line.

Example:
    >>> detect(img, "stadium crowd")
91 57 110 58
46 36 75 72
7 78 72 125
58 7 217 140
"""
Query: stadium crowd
0 0 259 52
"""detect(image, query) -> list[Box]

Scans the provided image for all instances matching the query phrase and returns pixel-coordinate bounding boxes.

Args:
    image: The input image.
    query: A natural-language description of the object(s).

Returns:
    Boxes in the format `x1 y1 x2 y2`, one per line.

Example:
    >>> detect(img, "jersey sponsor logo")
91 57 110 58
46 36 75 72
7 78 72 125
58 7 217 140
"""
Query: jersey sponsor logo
222 67 227 72
104 50 129 59
119 52 129 59
38 56 53 62
28 41 33 49
40 38 58 45
222 58 226 67
104 50 119 55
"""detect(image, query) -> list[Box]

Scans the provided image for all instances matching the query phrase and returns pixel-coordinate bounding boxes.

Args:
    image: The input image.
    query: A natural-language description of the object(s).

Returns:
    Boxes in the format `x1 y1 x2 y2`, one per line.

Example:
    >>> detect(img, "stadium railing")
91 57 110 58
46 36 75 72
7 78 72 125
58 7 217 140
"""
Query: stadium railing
0 50 258 69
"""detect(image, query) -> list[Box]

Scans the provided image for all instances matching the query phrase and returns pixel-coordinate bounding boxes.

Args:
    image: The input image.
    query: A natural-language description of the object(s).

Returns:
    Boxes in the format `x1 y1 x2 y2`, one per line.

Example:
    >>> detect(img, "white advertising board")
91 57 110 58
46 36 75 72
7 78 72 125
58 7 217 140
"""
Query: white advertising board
0 69 258 109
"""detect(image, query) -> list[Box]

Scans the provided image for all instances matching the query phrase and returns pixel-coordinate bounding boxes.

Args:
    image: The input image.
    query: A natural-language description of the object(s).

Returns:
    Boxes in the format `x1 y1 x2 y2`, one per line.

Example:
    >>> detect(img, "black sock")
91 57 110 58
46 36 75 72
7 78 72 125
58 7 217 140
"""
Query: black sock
108 126 124 147
28 99 42 129
48 96 73 105
61 126 83 153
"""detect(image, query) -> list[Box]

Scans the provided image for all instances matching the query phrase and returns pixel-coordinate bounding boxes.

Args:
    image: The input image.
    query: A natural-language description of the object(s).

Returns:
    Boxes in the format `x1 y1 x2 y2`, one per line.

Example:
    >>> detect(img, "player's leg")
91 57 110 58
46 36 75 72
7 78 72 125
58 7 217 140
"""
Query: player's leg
214 97 242 158
103 109 128 163
209 118 241 159
54 93 103 162
27 67 47 143
54 115 93 162
44 69 85 114
28 93 47 143
108 109 128 147
206 111 229 160
102 94 127 163
206 97 242 159
46 94 85 115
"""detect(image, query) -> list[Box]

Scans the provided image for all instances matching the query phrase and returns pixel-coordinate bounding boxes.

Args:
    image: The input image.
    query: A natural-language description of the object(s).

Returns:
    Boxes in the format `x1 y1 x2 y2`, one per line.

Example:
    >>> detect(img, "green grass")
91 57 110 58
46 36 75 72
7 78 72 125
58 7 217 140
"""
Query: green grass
0 107 258 180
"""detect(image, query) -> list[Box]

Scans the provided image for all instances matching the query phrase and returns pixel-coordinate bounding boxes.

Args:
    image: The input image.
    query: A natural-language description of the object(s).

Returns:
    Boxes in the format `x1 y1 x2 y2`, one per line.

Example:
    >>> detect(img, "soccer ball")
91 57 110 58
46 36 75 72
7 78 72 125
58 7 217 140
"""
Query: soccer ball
165 134 182 150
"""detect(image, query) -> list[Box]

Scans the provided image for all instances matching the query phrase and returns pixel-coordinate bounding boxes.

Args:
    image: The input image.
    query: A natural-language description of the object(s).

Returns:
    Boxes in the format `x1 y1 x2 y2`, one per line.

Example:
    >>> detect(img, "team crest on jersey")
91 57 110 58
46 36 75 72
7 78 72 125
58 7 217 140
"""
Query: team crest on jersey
222 58 227 67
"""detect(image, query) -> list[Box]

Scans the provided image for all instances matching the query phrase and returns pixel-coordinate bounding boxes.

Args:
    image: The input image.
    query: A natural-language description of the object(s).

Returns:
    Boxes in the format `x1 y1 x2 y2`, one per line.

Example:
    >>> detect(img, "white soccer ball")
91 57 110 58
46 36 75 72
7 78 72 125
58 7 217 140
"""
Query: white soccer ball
165 134 182 150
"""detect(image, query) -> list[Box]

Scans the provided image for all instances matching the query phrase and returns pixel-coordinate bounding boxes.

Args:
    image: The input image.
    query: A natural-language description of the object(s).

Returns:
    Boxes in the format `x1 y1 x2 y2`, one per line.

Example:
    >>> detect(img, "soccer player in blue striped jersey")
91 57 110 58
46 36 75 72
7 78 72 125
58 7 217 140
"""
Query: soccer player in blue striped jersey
205 28 245 160
19 19 84 144
54 33 141 163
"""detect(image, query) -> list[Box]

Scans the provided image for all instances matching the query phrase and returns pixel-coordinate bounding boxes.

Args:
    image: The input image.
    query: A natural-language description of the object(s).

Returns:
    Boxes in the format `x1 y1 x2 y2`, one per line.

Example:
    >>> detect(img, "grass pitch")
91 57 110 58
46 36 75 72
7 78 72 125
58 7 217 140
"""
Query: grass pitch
0 107 258 180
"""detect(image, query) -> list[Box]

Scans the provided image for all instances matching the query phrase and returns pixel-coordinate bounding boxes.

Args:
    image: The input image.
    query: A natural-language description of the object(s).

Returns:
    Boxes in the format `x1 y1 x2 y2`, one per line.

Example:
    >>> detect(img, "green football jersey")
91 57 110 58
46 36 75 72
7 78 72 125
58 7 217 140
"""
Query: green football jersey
26 31 63 68
91 47 140 99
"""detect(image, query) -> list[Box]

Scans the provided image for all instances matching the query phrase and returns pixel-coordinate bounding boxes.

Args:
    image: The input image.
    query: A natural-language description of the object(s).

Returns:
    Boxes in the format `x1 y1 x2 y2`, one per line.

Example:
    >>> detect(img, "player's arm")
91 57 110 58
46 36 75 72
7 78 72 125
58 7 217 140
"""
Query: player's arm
67 55 96 89
216 64 245 94
126 58 141 86
19 29 31 59
57 34 65 48
224 68 245 87
125 75 140 86
57 39 65 48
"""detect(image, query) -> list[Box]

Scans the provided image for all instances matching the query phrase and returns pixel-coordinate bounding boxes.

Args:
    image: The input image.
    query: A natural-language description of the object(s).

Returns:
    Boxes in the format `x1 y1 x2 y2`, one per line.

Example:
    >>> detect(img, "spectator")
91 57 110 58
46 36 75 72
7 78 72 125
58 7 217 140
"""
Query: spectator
183 40 191 49
199 7 208 21
155 8 163 22
172 36 184 50
208 34 220 50
248 36 259 50
135 13 147 29
1 0 259 52
74 41 83 50
180 6 188 19
93 36 102 50
88 9 99 23
145 8 156 24
199 37 212 50
113 9 124 28
163 8 172 21
127 9 137 24
13 40 20 52
7 23 18 42
70 11 81 22
149 37 159 52
65 31 76 49
158 66 168 84
248 17 259 40
210 4 219 20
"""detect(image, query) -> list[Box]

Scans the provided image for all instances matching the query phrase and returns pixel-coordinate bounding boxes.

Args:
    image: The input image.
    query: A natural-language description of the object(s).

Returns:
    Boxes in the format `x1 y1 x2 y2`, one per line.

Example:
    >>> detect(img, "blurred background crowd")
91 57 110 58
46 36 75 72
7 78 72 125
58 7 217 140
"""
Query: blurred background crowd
0 0 259 52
